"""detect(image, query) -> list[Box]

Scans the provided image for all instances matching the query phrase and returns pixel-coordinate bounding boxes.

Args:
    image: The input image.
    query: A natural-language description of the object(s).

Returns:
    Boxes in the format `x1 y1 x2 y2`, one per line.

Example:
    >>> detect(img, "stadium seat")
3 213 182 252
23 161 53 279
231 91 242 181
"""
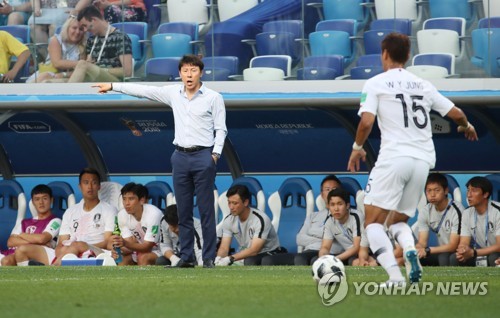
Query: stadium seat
268 177 315 252
370 18 412 35
249 55 292 77
0 180 27 251
241 32 301 67
98 181 124 211
485 174 500 201
243 67 285 81
349 66 384 79
374 0 424 31
363 29 393 55
217 0 259 21
145 181 174 211
315 19 360 61
29 181 76 220
157 22 202 54
202 56 239 76
412 53 456 75
315 177 363 211
406 65 449 79
470 28 500 77
164 0 211 35
308 30 355 66
428 0 477 28
308 0 370 32
417 18 467 63
144 57 181 81
151 33 193 58
356 54 382 67
296 55 344 80
483 0 500 18
112 22 149 71
0 25 32 82
201 68 231 81
477 17 500 29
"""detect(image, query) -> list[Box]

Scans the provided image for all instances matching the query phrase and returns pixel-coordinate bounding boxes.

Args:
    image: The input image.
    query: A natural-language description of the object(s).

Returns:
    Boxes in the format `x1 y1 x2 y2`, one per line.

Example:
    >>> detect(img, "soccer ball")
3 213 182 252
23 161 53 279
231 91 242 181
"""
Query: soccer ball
312 255 345 284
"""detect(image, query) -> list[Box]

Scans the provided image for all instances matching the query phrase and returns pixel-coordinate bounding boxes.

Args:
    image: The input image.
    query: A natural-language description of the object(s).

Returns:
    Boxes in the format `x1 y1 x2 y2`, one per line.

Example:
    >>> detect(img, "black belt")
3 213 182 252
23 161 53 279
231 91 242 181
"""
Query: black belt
175 145 210 153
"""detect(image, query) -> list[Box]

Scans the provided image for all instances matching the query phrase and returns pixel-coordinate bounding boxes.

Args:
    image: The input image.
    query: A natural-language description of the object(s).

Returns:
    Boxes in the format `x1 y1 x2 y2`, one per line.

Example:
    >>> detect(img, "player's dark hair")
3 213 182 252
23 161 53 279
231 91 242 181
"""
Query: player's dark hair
79 167 101 184
381 32 410 65
31 184 53 198
164 204 179 226
466 176 493 199
426 173 449 190
226 184 251 203
121 182 149 199
327 188 350 206
77 5 103 21
179 54 204 71
321 174 342 190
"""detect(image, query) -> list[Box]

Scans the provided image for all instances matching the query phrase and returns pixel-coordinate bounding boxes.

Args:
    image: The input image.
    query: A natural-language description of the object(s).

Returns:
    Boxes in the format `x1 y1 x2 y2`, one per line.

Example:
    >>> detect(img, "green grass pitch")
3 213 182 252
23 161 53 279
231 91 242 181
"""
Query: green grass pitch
1 266 498 318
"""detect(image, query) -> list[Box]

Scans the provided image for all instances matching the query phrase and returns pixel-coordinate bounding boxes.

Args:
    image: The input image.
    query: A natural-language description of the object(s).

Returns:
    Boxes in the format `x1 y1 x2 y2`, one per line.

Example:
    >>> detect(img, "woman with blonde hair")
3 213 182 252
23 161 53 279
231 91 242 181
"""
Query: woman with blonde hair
27 15 86 83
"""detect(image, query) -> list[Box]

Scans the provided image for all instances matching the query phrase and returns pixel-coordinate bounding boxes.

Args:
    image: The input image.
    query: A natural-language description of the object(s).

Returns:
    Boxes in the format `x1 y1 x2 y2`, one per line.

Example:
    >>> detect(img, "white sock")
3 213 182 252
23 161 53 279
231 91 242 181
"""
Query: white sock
18 260 29 267
366 223 404 281
389 222 416 251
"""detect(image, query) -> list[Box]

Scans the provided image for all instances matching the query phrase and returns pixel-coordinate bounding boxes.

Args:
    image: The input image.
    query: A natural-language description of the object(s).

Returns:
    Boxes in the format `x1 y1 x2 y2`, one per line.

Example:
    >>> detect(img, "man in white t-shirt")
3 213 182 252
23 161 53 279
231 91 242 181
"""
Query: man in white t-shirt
347 33 478 286
53 168 117 265
110 183 163 265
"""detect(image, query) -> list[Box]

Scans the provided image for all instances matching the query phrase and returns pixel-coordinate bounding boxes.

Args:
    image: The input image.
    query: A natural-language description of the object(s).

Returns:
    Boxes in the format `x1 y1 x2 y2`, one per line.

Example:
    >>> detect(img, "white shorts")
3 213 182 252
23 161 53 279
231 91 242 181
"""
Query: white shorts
42 246 56 265
364 157 430 217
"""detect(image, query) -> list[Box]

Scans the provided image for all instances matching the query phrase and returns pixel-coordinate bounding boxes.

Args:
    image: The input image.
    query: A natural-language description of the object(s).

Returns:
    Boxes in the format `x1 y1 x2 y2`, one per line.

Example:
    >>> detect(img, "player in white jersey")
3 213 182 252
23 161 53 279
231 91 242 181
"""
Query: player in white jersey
347 33 478 286
0 185 61 266
215 185 283 266
452 177 500 266
416 173 464 266
157 204 204 266
319 188 362 265
54 168 117 265
110 183 163 265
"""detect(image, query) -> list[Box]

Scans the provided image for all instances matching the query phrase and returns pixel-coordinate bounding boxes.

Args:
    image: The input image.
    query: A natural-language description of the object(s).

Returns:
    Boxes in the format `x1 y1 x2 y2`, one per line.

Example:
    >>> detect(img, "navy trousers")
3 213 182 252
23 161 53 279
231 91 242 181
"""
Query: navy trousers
171 148 217 262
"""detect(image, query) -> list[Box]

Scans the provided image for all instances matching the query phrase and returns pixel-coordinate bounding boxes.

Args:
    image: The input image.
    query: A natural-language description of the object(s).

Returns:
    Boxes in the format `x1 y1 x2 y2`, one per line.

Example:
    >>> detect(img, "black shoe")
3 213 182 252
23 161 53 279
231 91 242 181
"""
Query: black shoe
203 259 215 268
165 259 195 268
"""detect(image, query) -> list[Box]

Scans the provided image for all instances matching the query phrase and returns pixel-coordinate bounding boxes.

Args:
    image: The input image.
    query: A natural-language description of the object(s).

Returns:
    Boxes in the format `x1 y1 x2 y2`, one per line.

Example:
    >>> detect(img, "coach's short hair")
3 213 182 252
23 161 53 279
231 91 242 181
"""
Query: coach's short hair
466 176 493 199
226 184 251 203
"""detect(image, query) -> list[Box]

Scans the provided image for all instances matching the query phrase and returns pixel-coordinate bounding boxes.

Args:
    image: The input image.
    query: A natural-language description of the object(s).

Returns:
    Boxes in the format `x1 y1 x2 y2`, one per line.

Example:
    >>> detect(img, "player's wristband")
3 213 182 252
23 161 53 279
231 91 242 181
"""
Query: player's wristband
461 122 471 130
352 142 363 151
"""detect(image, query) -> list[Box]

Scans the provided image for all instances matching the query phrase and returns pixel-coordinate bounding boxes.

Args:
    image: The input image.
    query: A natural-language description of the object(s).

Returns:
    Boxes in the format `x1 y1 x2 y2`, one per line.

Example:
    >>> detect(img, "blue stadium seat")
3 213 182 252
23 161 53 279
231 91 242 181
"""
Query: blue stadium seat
112 22 149 71
355 54 382 67
363 29 392 55
296 55 344 80
201 68 231 81
144 57 181 81
218 176 266 222
370 18 412 35
471 28 500 77
202 56 239 76
485 174 500 201
478 17 500 29
157 22 201 54
309 0 370 32
145 181 174 211
428 0 477 28
349 66 383 79
309 30 355 66
0 25 31 82
152 33 193 58
268 177 315 253
0 180 27 251
263 20 304 39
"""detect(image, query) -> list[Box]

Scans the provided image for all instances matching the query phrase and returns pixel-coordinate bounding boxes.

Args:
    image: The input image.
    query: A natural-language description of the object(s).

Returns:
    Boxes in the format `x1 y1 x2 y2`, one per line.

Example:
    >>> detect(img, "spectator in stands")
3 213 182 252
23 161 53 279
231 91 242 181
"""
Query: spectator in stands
318 188 362 265
416 173 464 266
261 175 346 266
93 54 227 269
0 184 61 266
26 15 86 83
67 5 132 82
451 176 500 266
0 30 30 82
28 0 79 61
347 32 478 286
156 204 203 266
94 0 147 24
215 185 285 266
53 167 117 265
0 0 31 26
109 183 162 265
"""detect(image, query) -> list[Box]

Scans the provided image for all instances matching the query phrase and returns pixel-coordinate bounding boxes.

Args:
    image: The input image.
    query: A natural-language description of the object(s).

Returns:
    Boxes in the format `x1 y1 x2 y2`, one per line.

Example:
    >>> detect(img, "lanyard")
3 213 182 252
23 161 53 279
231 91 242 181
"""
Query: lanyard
335 219 353 242
89 25 111 63
473 209 489 249
431 200 453 234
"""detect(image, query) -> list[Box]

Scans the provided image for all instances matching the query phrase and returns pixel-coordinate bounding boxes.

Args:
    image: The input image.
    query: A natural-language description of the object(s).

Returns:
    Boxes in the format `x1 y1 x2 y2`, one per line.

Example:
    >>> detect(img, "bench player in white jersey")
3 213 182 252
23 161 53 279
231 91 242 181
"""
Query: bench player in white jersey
416 173 464 266
54 168 117 265
110 183 163 265
319 188 363 265
156 204 204 266
0 184 61 266
347 33 478 286
215 184 284 266
451 177 500 266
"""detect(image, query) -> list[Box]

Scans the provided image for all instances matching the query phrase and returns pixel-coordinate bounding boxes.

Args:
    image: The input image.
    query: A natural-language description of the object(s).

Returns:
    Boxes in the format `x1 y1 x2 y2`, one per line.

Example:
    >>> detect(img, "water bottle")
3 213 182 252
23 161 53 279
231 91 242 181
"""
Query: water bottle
112 216 123 264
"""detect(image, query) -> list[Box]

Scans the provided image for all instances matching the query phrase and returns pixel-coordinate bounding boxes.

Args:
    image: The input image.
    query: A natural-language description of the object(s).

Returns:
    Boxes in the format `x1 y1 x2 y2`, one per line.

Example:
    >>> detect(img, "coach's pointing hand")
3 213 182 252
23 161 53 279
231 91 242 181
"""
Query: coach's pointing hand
92 83 113 94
